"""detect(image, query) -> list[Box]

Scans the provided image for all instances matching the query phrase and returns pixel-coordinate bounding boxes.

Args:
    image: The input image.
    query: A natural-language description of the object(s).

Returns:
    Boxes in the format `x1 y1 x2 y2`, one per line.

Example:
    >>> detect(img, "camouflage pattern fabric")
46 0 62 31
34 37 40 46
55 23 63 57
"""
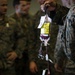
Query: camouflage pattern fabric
29 3 69 75
55 5 75 75
0 15 24 75
10 13 34 75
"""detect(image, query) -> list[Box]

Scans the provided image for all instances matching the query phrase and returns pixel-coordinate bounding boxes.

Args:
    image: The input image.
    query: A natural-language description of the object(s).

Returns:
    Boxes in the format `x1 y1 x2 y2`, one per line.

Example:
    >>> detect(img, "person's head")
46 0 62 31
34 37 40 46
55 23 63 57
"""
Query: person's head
13 0 31 15
40 0 56 11
38 0 56 5
44 0 56 8
0 0 7 15
38 0 45 5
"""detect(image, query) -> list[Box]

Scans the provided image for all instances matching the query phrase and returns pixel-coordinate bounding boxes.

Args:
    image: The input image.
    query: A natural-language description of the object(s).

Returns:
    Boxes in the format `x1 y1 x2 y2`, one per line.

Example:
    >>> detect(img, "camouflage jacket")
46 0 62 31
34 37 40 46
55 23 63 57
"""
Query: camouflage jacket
29 4 69 63
10 13 34 51
54 5 75 73
0 16 24 69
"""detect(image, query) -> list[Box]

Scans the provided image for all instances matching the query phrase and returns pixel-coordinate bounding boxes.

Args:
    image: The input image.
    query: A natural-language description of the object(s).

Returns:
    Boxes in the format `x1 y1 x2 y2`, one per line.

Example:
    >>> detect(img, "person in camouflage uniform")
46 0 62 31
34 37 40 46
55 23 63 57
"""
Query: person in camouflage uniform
9 0 33 75
54 0 75 75
29 0 69 75
0 0 25 75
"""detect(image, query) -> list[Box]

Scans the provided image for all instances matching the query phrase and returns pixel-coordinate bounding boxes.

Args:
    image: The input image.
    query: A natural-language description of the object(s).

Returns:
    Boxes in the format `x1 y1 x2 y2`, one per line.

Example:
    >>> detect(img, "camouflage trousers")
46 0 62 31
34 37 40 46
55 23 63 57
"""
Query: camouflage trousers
29 58 62 75
0 60 16 75
15 59 29 75
15 51 29 75
0 66 16 75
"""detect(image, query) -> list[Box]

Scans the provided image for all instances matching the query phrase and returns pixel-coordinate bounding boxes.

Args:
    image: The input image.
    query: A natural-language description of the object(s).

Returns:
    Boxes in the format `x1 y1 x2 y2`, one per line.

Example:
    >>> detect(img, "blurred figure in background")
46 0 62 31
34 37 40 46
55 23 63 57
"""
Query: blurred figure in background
10 0 34 75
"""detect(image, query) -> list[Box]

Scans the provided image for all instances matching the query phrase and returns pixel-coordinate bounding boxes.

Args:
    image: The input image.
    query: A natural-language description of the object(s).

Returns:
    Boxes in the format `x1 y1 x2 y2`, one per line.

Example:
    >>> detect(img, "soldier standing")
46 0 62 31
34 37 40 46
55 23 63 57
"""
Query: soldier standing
10 0 34 75
0 0 24 75
29 0 69 75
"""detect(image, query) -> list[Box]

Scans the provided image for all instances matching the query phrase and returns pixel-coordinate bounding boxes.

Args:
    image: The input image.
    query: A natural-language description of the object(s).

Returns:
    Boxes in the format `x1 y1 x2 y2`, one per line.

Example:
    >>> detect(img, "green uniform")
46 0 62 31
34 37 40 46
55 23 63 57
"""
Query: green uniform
29 3 69 75
0 16 24 75
10 13 34 75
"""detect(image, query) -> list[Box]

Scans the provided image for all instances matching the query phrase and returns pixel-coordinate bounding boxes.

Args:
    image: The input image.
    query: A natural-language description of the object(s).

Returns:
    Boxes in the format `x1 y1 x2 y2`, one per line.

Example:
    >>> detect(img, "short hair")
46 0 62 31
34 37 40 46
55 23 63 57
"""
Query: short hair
13 0 20 7
13 0 31 7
